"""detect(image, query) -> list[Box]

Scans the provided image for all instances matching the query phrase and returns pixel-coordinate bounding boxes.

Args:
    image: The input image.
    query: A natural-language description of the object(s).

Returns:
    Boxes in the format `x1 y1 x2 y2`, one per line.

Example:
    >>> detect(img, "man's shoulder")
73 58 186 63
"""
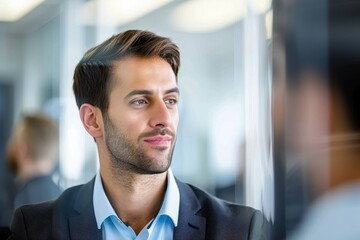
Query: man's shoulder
176 180 270 239
185 182 257 218
15 175 63 208
13 182 85 219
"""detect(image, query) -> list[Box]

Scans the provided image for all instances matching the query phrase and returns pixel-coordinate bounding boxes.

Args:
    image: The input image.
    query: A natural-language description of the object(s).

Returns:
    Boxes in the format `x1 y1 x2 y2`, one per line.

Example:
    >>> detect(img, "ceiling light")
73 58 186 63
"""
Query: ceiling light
0 0 45 22
171 0 246 33
248 0 271 14
81 0 172 26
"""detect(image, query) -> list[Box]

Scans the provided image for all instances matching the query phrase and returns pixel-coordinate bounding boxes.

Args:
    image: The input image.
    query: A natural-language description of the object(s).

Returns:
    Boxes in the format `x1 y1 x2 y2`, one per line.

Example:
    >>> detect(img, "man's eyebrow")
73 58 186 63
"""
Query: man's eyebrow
165 87 180 95
124 87 180 99
125 90 153 99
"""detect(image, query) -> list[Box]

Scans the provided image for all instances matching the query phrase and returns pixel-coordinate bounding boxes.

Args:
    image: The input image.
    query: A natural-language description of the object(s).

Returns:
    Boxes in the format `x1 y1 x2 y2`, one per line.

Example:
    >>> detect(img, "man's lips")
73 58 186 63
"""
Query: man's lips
143 135 172 147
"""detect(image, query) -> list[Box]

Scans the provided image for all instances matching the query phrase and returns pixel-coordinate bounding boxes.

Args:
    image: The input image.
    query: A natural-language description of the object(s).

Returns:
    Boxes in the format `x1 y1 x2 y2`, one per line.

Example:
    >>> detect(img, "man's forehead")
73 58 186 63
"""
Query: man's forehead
112 55 174 73
109 58 176 93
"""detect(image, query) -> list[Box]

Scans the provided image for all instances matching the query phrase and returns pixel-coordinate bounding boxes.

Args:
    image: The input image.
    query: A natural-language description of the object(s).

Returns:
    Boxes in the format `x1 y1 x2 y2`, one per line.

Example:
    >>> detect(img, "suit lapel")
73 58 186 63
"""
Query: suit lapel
174 180 206 240
68 178 102 240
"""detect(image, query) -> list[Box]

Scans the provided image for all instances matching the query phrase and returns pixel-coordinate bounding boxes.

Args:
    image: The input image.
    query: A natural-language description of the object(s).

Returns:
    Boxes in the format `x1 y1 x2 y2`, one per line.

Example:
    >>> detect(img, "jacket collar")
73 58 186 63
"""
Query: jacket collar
174 179 206 240
69 178 102 240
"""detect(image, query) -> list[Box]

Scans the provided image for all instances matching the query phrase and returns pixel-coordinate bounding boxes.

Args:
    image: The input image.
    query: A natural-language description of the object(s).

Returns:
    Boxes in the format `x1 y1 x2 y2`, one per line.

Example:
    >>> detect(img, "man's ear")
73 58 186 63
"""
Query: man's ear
79 104 103 138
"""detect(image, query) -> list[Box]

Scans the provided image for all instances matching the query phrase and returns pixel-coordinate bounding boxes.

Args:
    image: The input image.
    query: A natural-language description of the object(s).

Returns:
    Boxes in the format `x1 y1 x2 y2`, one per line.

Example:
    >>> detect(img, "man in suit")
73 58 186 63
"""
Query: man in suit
0 114 61 239
5 114 62 210
9 30 269 239
1 114 61 221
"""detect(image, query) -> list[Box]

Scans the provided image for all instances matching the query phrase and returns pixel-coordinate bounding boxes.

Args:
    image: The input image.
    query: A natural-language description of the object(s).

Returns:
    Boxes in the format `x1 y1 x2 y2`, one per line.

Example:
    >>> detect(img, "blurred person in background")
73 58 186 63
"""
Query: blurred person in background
9 30 269 240
274 0 360 238
5 113 61 215
0 113 61 239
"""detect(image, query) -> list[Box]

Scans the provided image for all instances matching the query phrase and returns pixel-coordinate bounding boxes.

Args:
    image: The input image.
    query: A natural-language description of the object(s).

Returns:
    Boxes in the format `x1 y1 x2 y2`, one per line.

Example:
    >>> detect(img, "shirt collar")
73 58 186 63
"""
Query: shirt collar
93 170 117 229
93 168 180 229
157 168 180 227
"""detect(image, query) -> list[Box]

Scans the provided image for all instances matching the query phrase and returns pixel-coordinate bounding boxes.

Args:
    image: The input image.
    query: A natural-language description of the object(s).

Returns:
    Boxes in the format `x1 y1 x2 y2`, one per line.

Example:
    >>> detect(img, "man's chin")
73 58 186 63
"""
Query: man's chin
140 157 171 175
137 164 170 175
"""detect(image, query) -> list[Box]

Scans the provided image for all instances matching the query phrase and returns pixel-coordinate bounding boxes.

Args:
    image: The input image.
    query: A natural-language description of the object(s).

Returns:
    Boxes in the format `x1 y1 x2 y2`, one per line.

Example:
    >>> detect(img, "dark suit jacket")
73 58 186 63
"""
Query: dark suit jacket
9 178 269 240
14 175 62 210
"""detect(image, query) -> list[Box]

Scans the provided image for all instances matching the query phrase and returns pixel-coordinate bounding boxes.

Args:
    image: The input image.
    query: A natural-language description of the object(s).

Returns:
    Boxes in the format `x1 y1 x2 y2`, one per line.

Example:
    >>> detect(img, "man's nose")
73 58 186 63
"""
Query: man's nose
149 100 172 128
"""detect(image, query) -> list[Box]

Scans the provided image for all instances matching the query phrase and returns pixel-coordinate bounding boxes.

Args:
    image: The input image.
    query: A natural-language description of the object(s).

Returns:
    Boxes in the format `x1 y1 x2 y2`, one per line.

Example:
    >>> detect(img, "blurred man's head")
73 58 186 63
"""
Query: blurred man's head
6 114 59 181
273 0 360 197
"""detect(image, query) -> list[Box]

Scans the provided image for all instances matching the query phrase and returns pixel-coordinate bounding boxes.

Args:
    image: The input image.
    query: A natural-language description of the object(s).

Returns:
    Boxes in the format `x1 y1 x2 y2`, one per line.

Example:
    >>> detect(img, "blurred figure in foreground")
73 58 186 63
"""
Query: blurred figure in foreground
276 0 360 238
6 113 62 213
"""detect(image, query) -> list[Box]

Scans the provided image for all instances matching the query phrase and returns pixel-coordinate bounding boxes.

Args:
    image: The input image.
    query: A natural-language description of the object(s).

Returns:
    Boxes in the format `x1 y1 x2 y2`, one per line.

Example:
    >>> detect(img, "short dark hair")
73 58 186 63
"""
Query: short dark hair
73 30 180 112
329 0 360 131
281 0 360 131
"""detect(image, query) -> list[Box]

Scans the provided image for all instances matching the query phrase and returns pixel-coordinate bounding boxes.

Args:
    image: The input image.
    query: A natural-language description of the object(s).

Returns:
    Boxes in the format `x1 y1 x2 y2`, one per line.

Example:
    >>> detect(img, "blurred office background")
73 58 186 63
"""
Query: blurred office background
3 0 357 239
0 0 276 235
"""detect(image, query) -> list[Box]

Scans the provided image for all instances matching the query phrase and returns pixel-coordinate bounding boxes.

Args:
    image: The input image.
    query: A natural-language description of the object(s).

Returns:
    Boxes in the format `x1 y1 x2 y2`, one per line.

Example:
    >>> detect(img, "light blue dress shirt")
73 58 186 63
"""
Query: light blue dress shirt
93 168 180 240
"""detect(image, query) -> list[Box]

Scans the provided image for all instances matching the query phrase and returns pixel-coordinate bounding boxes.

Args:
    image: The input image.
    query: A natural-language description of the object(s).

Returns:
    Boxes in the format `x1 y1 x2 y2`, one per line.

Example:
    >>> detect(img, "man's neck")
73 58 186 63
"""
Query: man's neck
100 167 167 235
17 159 53 183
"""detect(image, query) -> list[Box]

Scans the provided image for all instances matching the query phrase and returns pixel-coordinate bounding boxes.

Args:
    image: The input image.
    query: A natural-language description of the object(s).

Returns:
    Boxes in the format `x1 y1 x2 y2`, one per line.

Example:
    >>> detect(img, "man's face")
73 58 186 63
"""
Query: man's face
103 56 179 174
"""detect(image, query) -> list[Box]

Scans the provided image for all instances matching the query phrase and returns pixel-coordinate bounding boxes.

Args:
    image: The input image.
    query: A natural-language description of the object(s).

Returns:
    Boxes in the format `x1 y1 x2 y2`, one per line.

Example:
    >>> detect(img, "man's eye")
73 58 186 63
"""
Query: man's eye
165 99 178 105
131 99 148 106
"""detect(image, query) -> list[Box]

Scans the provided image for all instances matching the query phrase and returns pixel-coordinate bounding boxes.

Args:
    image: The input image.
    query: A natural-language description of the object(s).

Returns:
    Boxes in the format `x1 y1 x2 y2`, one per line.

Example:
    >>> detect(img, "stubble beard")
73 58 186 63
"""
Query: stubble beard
103 114 175 175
